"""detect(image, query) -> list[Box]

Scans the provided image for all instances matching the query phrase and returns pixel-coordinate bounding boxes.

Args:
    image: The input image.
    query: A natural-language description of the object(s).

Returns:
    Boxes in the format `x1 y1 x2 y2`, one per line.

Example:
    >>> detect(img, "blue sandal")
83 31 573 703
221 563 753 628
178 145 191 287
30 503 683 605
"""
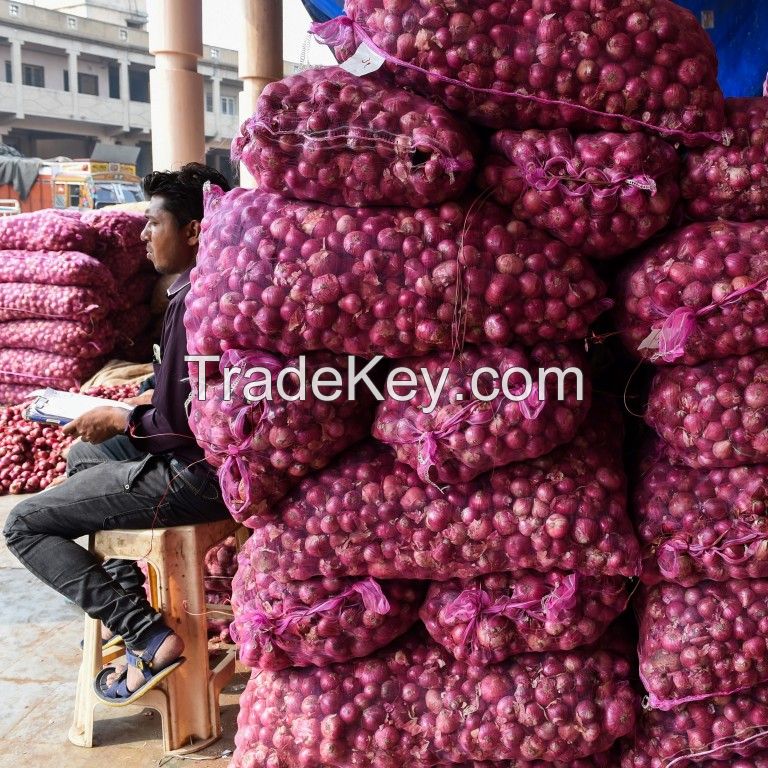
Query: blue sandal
93 628 185 706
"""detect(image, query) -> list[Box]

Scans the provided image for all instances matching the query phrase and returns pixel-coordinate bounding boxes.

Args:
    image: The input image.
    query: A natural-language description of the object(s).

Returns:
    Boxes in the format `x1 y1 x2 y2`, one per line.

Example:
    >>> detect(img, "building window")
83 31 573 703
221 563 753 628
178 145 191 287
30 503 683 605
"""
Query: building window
210 47 219 60
119 28 128 41
221 96 236 116
108 63 119 99
205 91 213 112
22 63 44 88
67 16 77 29
128 67 149 102
8 4 19 17
63 69 69 91
78 72 98 96
4 60 11 83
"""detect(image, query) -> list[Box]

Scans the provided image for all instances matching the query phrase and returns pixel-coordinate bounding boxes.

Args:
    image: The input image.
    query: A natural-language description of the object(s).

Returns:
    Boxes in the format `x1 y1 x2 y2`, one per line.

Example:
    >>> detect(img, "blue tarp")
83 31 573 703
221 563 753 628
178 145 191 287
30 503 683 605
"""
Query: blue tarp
300 0 343 23
662 2 768 97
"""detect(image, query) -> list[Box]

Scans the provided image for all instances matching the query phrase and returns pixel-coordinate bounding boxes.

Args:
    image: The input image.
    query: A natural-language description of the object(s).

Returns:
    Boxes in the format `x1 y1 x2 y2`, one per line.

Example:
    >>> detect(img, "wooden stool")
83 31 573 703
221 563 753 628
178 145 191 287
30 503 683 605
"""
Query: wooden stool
68 518 244 755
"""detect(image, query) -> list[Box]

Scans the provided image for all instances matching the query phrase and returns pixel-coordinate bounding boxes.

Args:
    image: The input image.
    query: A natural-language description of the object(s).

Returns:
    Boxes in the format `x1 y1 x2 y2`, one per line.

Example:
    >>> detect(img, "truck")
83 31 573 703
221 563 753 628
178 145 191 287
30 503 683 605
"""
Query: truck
0 143 143 213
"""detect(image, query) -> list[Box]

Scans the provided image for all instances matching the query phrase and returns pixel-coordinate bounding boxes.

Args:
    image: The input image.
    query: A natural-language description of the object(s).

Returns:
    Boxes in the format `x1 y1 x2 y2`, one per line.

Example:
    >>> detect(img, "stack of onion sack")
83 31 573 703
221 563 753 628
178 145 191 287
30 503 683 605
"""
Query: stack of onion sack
0 239 116 402
80 210 159 363
0 381 138 494
313 0 726 145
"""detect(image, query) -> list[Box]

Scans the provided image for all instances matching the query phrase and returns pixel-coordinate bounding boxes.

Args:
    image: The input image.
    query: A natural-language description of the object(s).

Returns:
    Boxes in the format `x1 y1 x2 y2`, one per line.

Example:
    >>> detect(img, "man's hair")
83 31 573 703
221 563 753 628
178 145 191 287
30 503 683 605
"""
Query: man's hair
142 162 231 226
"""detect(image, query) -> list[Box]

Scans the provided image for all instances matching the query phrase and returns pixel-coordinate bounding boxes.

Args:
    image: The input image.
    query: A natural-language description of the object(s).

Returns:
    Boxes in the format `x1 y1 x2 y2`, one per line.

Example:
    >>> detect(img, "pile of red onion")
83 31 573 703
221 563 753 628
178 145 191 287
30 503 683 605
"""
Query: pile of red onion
322 0 725 142
188 349 375 524
232 631 635 766
645 351 768 468
80 209 145 254
683 98 768 221
481 129 679 259
231 558 423 668
638 579 768 709
246 411 639 582
634 444 768 585
615 222 768 366
0 383 138 491
420 569 629 664
186 185 609 359
624 684 768 767
373 342 589 484
233 66 477 208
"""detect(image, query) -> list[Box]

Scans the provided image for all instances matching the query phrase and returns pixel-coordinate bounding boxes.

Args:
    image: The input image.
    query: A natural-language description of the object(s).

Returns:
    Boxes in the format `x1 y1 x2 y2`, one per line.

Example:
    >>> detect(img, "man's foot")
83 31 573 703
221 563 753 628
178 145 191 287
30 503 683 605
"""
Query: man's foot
102 631 184 694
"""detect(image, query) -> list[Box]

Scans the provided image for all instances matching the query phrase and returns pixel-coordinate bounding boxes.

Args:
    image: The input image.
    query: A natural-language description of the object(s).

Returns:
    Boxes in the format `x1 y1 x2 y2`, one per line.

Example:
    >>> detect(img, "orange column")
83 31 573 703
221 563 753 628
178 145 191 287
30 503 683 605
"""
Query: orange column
239 0 283 187
148 0 205 170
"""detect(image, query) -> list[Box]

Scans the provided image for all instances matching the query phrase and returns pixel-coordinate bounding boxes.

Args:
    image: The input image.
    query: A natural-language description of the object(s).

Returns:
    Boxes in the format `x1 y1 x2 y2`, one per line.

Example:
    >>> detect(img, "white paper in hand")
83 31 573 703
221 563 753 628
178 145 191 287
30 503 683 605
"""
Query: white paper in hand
25 388 132 426
340 42 385 76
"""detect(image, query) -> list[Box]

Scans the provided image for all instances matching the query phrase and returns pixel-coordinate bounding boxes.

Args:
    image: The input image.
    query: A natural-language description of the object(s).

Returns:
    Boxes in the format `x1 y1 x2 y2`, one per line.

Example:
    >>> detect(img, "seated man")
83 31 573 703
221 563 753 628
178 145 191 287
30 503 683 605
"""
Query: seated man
4 162 232 705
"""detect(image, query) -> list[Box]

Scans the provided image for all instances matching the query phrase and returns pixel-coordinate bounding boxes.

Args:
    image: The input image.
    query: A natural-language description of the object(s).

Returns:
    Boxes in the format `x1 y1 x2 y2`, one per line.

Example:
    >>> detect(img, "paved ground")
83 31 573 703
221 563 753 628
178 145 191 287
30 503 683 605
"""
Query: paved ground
0 493 247 768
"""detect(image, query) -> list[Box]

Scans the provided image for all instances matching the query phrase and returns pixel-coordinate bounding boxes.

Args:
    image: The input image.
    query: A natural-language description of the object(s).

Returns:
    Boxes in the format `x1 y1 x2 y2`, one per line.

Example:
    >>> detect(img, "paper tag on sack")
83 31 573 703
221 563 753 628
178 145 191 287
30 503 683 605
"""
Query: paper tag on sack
638 328 661 352
340 42 385 76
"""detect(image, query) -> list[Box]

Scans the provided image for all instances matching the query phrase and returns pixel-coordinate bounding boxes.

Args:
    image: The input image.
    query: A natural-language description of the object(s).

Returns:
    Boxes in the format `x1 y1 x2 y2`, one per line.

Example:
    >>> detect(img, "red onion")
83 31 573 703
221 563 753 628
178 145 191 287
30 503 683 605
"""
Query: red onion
420 569 629 664
204 535 239 596
624 686 768 767
0 383 138 492
246 409 640 579
100 244 153 284
615 222 768 366
481 129 679 259
0 210 97 253
638 579 768 710
187 185 610 359
373 342 590 483
0 250 117 292
321 0 725 144
233 67 477 208
230 558 423 668
683 99 768 221
0 283 112 323
645 352 768 468
80 209 145 254
110 305 152 352
232 631 635 766
635 442 768 585
187 348 375 524
110 272 158 312
0 319 116 359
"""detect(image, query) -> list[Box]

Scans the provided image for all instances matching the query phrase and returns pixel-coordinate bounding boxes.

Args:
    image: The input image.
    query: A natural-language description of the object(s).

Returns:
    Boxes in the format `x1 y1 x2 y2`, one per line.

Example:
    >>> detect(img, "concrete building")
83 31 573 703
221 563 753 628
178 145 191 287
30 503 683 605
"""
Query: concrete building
0 0 244 179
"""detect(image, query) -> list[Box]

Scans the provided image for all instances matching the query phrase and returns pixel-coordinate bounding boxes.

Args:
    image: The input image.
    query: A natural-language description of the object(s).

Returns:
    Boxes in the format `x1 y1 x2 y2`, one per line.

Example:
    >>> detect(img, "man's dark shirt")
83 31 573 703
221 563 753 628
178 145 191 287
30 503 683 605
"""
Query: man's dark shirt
126 267 210 474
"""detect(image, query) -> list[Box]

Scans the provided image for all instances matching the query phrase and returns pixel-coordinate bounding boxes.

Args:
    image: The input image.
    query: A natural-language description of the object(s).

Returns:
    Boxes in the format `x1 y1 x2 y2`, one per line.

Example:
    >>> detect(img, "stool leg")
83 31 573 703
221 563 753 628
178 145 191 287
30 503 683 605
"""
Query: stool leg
145 527 219 753
68 614 101 748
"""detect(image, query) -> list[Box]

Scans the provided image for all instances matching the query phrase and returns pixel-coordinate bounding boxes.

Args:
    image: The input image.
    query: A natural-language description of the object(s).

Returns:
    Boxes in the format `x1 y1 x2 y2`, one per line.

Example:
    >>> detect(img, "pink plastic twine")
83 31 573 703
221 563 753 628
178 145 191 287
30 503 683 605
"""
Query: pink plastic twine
520 155 658 198
391 383 545 483
311 17 729 146
443 574 580 649
657 523 768 579
232 578 390 645
649 276 768 362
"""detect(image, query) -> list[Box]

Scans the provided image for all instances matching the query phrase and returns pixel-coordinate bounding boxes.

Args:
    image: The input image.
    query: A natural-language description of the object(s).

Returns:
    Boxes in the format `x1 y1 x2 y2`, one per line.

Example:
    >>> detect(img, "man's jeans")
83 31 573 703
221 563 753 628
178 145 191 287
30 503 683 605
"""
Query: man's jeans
3 437 230 648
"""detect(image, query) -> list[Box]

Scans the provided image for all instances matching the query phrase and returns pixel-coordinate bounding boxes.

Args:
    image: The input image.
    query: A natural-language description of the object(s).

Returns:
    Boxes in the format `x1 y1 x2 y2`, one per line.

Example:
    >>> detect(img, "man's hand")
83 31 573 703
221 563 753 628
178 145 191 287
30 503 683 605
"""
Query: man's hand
122 390 154 407
62 406 130 444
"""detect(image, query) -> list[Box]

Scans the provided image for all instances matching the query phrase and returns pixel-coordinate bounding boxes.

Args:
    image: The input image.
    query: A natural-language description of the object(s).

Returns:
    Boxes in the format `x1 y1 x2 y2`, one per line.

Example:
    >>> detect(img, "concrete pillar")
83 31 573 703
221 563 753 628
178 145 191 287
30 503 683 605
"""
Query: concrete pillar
69 46 80 119
212 75 221 138
148 0 205 170
119 55 130 131
10 37 23 119
238 0 283 187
